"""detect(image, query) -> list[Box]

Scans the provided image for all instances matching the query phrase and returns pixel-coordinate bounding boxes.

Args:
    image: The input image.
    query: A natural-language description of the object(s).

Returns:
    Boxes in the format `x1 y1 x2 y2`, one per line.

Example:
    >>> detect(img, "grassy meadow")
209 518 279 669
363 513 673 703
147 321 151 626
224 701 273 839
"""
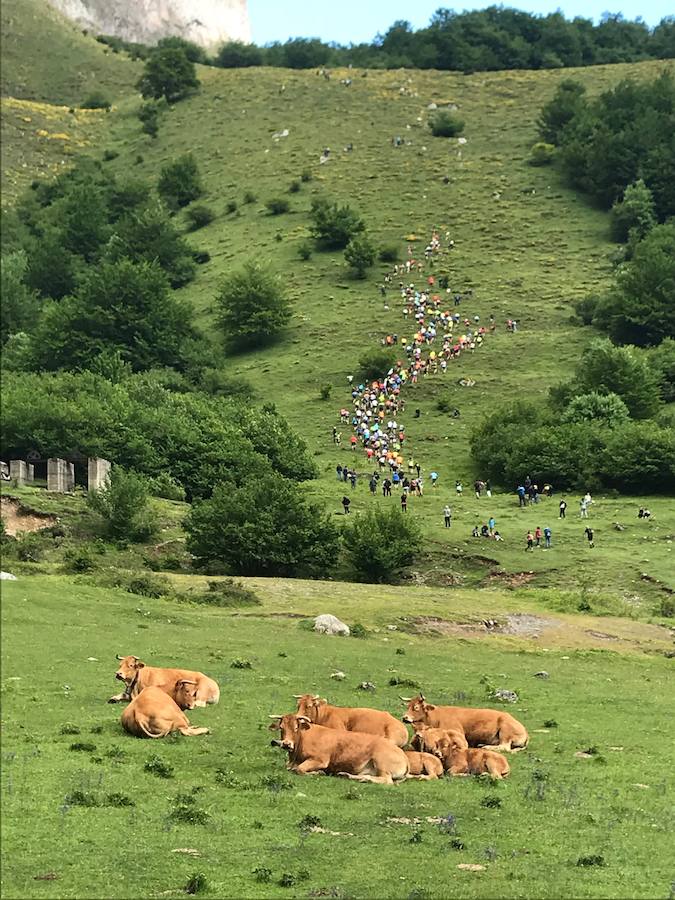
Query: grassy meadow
2 7 675 898
2 576 674 900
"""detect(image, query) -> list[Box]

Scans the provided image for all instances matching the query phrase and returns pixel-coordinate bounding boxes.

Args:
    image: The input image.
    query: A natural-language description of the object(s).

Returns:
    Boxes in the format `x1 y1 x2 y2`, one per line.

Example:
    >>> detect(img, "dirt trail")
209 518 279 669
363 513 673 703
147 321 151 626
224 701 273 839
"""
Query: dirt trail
0 496 57 536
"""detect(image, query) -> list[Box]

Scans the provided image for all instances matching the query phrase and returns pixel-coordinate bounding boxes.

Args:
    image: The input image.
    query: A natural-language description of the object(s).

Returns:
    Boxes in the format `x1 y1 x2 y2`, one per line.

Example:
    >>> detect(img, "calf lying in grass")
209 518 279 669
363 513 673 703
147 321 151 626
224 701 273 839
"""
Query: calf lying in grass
403 750 444 780
416 726 510 779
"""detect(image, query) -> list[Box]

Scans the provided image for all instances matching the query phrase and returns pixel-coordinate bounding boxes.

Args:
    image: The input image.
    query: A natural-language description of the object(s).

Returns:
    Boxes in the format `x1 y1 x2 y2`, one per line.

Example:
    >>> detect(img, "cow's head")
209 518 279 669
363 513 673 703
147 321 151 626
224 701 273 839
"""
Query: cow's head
401 693 433 725
293 694 325 721
115 655 145 683
173 680 199 710
268 713 311 750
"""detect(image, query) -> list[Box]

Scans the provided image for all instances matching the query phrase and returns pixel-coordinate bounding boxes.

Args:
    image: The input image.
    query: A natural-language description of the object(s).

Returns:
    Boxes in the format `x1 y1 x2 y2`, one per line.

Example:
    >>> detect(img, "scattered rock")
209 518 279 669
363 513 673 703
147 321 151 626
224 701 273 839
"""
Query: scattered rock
494 689 518 703
457 864 486 871
330 671 346 680
533 671 549 679
613 523 625 531
314 614 350 637
357 681 376 692
574 751 594 759
33 873 58 881
632 783 650 789
0 572 17 580
171 849 201 856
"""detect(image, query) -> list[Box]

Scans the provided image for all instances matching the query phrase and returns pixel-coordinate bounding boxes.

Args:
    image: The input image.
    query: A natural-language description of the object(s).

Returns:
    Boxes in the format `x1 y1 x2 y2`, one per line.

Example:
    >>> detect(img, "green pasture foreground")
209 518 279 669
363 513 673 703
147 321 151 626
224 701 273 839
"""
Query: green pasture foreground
2 577 674 899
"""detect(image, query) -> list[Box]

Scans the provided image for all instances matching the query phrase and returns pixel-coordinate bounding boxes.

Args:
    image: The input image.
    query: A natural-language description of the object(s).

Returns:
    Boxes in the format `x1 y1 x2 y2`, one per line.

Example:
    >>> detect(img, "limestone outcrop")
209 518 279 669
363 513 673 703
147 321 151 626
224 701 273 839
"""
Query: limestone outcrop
47 0 251 51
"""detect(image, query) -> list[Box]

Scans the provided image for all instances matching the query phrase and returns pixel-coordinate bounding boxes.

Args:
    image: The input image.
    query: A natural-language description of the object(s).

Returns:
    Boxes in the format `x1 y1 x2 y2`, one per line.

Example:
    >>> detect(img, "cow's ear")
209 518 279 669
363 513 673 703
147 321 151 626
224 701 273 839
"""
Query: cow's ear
425 703 436 711
135 659 145 669
297 716 312 730
268 721 281 732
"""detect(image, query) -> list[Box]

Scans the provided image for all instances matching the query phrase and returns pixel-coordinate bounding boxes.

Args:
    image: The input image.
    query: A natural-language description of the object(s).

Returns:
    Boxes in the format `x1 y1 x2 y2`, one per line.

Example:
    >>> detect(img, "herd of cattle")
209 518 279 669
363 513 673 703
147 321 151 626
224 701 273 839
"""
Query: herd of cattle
110 655 529 783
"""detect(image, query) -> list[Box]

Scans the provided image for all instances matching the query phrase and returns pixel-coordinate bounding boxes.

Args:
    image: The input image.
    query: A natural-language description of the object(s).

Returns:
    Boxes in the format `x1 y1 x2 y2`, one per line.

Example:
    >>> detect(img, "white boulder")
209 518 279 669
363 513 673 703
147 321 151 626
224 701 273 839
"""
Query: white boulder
314 614 350 636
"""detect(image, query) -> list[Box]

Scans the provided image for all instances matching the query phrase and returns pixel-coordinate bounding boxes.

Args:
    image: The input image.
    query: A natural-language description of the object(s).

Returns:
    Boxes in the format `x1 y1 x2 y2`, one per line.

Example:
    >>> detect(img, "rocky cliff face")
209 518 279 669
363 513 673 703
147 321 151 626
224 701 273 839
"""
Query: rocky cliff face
46 0 251 50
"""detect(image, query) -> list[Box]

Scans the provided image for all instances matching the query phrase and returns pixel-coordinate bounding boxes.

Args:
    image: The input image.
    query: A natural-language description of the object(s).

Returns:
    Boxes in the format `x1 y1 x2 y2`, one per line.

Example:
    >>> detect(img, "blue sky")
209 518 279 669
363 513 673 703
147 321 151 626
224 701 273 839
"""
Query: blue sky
248 1 670 44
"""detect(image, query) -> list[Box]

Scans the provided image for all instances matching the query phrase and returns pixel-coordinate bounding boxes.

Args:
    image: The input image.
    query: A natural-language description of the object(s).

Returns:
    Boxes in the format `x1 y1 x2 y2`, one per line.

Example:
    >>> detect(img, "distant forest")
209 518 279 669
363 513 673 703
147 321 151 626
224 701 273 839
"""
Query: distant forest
100 8 675 72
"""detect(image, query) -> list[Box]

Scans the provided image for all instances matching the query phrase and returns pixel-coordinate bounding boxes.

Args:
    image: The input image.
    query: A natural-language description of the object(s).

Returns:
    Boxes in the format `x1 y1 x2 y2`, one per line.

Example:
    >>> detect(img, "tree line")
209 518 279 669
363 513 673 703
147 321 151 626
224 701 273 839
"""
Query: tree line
98 9 674 74
469 70 675 492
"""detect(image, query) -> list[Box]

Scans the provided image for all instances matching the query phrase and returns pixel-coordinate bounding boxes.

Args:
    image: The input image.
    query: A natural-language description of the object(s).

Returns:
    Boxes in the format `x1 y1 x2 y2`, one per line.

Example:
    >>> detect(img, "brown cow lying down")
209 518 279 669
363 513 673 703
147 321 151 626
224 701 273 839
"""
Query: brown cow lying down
403 750 444 780
295 694 409 747
419 727 510 779
402 694 528 752
109 655 220 707
269 714 409 785
121 683 210 739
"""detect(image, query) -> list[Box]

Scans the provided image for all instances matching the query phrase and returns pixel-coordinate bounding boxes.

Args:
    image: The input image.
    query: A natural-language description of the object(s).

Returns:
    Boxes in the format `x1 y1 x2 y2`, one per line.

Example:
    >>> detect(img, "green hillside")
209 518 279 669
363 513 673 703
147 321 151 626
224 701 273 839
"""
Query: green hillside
1 9 674 899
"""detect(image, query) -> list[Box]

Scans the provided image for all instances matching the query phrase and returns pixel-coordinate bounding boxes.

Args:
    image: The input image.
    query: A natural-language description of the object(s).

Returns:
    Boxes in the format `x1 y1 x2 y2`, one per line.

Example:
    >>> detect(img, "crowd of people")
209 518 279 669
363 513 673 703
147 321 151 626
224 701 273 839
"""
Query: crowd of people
334 229 501 492
327 230 639 554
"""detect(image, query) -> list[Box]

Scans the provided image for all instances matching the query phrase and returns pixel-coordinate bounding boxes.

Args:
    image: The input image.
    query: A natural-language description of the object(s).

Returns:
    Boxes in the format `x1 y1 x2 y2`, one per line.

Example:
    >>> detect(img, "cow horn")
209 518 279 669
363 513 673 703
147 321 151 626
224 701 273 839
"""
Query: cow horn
419 693 426 702
399 696 412 702
268 714 284 719
312 694 321 700
292 694 303 699
297 715 311 724
115 654 123 660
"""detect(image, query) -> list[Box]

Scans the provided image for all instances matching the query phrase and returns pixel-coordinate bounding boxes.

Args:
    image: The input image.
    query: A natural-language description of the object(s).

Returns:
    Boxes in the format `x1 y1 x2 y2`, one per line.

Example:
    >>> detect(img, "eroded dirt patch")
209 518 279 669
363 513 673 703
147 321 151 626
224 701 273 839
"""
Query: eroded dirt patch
1 496 57 536
409 612 563 639
486 571 537 588
502 613 564 637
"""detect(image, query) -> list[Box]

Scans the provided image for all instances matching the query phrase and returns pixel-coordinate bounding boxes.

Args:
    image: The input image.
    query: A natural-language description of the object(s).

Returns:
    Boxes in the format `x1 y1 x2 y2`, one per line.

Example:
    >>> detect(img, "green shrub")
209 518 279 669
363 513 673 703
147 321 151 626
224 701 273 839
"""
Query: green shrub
660 597 675 618
87 468 157 542
574 295 600 326
186 204 215 231
300 170 312 183
62 548 96 573
310 198 365 249
358 348 399 382
345 234 376 278
136 47 200 102
266 198 290 215
242 192 256 204
378 244 400 262
186 474 339 577
180 578 261 608
103 149 119 162
429 112 465 137
609 179 656 243
148 472 186 501
537 79 586 144
216 260 292 351
81 92 112 110
298 240 312 260
529 142 555 166
289 180 301 193
158 154 203 211
144 755 174 778
350 623 369 638
343 507 423 582
226 200 239 214
319 383 332 400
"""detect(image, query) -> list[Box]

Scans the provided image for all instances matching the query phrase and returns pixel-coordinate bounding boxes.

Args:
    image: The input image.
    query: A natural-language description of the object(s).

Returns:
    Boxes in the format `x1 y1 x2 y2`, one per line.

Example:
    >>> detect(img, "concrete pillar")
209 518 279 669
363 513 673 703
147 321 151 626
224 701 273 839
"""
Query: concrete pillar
9 460 27 485
26 464 35 483
87 457 111 491
66 462 75 492
47 458 68 492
